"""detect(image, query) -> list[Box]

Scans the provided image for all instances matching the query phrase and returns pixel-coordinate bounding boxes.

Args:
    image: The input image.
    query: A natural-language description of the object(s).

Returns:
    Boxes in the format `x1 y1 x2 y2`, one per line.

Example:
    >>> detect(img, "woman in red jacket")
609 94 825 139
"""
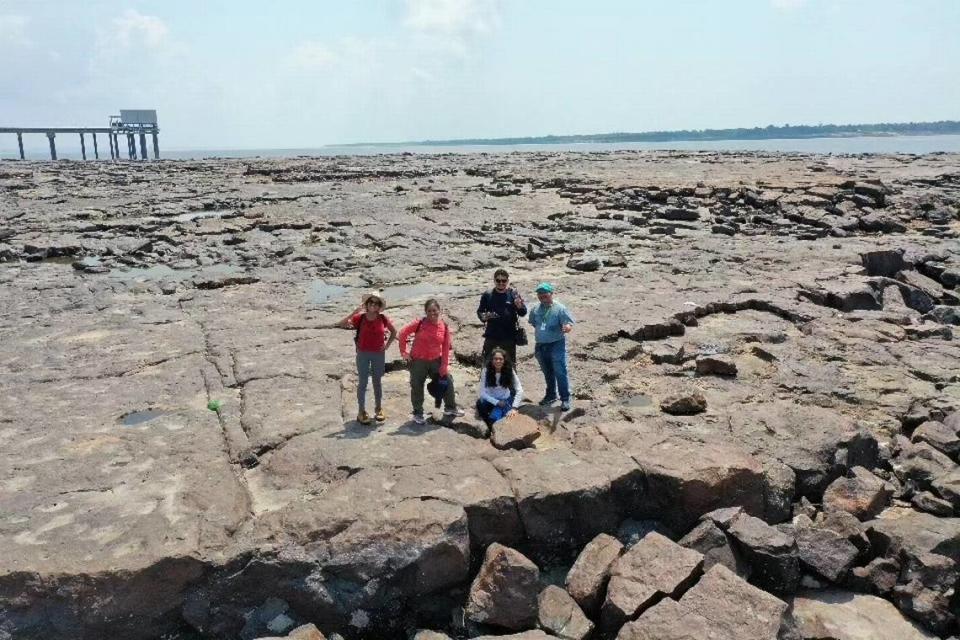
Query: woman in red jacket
398 298 464 424
339 291 396 425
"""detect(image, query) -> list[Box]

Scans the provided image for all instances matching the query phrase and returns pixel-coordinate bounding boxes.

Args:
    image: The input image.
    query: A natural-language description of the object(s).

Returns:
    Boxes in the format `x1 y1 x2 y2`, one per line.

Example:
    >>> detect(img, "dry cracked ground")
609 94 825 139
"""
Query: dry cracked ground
0 150 959 640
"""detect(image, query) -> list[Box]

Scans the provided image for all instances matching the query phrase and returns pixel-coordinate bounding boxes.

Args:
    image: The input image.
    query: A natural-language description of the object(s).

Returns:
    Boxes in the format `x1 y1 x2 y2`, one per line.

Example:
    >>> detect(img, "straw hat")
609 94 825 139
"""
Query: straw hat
361 290 386 309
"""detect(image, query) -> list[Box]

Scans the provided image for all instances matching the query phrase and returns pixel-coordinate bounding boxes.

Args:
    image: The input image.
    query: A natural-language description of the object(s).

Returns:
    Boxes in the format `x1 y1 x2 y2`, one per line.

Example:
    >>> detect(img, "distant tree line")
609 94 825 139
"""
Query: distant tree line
407 120 960 147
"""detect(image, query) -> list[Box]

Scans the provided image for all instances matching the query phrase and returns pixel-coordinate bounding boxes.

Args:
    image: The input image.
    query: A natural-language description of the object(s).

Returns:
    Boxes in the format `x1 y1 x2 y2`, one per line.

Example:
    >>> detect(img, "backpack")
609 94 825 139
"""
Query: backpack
354 313 384 347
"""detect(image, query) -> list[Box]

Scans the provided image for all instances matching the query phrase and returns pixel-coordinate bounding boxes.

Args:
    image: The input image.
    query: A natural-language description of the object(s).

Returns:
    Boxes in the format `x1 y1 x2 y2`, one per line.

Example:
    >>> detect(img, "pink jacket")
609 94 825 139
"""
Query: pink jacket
399 318 452 376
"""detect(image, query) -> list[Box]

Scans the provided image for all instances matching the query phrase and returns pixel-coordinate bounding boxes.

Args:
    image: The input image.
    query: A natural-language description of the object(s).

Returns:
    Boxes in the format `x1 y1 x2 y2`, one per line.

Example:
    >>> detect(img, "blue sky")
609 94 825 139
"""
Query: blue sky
1 0 958 150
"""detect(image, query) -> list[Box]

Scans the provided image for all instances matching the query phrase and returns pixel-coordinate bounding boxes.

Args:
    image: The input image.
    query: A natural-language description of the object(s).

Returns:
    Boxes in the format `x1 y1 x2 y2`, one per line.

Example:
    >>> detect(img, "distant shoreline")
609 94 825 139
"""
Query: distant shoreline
340 120 960 148
6 132 960 161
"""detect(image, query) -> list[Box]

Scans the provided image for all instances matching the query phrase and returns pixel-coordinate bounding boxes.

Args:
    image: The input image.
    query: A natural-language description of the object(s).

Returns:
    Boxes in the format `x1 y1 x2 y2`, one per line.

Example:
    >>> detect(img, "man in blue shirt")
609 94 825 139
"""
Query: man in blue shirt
528 282 575 411
476 268 527 364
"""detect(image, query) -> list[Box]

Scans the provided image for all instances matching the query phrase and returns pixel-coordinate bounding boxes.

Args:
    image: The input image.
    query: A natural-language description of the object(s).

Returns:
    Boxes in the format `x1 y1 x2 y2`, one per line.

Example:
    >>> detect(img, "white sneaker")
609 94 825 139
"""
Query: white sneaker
412 413 426 425
443 407 465 417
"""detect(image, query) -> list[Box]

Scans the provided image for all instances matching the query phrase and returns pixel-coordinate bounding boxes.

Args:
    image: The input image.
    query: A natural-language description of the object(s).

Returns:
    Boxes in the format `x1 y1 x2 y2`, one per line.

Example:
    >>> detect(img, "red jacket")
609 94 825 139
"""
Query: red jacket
399 318 453 376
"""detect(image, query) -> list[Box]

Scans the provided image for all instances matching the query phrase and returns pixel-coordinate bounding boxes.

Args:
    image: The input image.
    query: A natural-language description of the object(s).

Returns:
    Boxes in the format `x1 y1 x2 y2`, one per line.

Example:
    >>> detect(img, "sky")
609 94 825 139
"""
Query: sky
1 0 959 151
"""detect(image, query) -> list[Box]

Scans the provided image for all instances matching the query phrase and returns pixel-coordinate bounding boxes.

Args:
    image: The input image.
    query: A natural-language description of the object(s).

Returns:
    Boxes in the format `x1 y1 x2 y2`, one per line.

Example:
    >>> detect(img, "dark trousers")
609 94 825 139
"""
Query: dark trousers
409 358 456 416
482 337 517 366
476 398 504 427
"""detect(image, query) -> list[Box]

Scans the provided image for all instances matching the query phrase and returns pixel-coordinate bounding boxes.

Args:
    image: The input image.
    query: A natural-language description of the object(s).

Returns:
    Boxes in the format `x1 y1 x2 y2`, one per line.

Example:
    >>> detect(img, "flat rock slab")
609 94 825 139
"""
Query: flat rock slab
726 512 799 594
788 590 937 639
537 585 594 640
617 564 786 640
0 357 249 576
492 448 641 562
602 531 704 629
822 466 893 521
465 543 540 630
565 532 624 614
866 507 960 563
912 420 960 458
615 432 771 531
794 524 859 583
3 153 960 639
679 519 750 578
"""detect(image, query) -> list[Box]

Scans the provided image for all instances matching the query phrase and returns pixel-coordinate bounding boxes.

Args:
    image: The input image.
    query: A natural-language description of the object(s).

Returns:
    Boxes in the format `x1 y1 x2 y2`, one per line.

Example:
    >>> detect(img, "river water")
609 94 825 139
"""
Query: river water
4 134 960 161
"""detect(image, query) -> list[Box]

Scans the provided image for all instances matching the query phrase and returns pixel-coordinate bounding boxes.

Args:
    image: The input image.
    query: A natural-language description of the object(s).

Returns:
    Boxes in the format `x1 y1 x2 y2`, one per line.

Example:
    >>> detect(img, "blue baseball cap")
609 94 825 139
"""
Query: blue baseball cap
535 282 554 293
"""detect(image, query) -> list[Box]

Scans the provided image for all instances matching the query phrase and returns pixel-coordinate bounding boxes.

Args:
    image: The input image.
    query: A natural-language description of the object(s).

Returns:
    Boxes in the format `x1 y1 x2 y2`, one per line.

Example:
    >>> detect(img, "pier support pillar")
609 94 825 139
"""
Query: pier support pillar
138 132 147 160
127 134 135 160
111 134 118 160
79 133 87 160
17 133 24 160
92 133 99 160
47 132 57 160
152 132 159 160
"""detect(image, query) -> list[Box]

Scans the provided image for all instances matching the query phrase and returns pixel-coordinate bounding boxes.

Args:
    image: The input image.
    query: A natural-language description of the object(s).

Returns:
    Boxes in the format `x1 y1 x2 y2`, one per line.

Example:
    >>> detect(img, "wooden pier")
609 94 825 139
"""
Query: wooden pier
1 110 160 161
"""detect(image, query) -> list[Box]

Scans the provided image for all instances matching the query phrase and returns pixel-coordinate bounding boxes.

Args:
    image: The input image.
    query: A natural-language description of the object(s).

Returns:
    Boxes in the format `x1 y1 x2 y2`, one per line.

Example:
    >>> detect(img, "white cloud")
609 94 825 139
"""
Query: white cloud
0 14 30 47
404 0 501 36
287 41 338 70
771 0 807 10
113 9 168 49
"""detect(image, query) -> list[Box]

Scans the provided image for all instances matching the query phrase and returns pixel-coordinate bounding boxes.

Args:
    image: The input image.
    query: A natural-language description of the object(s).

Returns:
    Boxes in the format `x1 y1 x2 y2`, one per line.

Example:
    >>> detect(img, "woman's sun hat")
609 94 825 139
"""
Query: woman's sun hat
361 290 386 309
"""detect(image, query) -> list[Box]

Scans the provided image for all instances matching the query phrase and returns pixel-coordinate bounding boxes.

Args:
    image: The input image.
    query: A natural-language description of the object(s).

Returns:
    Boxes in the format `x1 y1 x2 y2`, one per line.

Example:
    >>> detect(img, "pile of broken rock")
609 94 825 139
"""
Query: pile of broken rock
258 411 960 640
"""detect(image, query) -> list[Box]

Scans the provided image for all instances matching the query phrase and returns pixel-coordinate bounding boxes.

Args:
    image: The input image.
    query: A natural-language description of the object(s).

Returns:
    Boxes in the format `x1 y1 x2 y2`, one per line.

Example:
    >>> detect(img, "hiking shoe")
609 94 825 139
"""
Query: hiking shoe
412 413 426 425
539 397 558 407
560 401 571 411
443 407 465 418
374 408 386 423
357 411 372 425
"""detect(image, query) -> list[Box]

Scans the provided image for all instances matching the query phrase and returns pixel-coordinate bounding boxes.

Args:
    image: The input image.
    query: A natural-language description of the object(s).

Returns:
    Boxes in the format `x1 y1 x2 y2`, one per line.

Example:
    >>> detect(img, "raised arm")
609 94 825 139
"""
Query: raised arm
338 304 363 329
513 289 528 317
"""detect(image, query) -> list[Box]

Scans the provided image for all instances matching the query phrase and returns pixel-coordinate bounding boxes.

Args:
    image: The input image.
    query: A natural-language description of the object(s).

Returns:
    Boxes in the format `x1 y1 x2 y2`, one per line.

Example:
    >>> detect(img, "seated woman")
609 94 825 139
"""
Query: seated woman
476 348 524 426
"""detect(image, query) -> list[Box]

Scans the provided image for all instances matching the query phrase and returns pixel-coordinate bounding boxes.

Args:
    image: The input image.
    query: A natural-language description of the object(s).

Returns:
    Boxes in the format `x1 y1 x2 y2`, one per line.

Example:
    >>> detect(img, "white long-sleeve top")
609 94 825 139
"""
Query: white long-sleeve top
478 367 523 408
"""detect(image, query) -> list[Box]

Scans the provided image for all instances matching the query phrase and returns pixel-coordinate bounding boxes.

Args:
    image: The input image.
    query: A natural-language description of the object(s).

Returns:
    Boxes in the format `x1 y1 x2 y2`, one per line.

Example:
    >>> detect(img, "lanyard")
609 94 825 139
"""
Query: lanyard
539 304 555 329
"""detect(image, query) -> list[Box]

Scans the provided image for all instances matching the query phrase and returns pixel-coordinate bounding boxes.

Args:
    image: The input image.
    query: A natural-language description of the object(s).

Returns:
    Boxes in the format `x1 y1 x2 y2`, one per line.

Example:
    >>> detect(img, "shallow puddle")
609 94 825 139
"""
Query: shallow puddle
120 409 168 427
307 281 349 304
622 394 653 407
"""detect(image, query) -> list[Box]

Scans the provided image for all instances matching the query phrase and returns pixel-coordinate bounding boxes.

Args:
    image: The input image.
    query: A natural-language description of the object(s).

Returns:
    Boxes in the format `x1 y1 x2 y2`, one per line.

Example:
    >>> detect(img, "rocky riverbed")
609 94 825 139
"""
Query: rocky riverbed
1 149 959 640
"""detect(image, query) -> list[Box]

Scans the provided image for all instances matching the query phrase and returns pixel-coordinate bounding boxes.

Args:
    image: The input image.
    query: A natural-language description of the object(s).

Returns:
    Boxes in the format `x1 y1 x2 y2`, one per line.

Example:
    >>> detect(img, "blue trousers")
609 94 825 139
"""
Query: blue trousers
356 351 385 412
534 339 570 402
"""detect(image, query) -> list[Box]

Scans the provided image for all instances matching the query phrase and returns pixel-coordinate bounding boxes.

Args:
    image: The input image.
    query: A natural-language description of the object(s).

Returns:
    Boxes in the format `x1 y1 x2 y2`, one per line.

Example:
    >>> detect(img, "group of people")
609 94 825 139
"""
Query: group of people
338 268 575 426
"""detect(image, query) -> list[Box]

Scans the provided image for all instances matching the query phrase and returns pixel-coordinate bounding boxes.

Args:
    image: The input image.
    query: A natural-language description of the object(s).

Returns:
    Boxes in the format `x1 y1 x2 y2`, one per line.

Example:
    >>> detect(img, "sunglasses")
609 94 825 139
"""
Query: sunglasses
495 278 509 284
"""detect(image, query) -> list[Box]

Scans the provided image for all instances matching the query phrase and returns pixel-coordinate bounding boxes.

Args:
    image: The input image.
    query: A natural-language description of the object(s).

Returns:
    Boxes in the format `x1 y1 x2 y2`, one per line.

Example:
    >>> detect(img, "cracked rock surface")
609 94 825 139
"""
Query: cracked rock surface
0 150 959 639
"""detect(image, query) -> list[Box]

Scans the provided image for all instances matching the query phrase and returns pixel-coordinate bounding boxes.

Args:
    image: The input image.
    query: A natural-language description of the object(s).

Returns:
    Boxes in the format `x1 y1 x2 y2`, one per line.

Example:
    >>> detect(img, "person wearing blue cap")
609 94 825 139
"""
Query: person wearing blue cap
528 282 575 411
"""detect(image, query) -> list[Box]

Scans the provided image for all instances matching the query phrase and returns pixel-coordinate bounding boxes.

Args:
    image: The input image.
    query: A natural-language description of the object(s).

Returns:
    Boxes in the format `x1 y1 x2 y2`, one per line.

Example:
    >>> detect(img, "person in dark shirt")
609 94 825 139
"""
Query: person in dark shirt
476 268 527 364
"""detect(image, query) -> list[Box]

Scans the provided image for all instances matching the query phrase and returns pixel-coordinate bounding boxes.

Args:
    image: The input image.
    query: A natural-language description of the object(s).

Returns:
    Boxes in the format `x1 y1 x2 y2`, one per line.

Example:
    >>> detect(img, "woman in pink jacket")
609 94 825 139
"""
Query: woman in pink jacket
398 298 464 424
